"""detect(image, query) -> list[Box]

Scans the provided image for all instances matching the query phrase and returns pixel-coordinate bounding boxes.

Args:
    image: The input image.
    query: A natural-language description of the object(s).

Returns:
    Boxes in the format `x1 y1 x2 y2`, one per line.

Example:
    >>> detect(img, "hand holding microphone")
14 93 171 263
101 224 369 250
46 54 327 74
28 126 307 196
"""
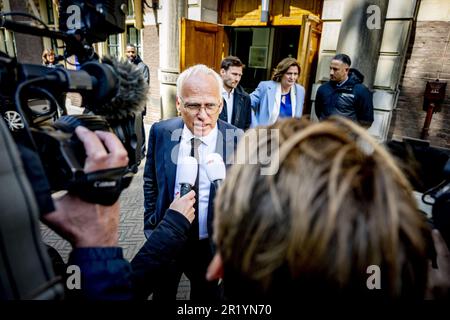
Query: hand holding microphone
205 153 226 190
169 190 196 223
178 156 198 196
171 156 199 223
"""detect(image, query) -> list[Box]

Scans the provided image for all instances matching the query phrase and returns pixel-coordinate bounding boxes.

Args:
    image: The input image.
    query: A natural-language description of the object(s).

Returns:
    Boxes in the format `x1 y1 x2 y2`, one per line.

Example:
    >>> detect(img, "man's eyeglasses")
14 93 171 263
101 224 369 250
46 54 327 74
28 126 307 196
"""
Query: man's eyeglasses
179 96 221 115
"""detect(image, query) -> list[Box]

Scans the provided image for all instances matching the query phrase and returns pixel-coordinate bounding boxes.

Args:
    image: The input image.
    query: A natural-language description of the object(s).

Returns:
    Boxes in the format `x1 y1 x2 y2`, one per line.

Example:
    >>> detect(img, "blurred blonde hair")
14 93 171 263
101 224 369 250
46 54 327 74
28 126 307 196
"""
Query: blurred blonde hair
214 116 430 299
42 48 55 65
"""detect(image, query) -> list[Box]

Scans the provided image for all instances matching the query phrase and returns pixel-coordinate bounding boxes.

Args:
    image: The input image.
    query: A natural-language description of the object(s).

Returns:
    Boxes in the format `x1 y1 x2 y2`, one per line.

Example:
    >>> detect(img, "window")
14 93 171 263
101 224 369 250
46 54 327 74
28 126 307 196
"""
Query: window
126 25 142 56
45 0 55 25
97 1 143 60
107 34 120 57
0 28 16 57
41 0 61 56
128 0 135 18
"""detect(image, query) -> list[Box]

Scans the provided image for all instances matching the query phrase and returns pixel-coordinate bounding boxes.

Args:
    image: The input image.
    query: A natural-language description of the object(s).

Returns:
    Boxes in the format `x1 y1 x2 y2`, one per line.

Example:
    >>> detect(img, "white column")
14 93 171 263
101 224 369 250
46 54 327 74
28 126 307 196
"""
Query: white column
159 0 186 119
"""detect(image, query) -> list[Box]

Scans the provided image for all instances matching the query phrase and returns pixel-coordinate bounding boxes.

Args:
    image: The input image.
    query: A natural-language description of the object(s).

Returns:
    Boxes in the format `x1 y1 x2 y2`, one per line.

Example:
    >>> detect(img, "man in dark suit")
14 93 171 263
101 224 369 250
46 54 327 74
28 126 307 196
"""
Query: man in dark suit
219 56 252 130
143 64 240 301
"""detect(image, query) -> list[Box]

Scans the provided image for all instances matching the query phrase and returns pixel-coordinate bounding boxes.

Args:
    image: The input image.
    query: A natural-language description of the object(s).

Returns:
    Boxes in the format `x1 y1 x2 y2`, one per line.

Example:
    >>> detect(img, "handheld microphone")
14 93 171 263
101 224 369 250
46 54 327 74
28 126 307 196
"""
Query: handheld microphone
178 156 198 196
205 153 226 190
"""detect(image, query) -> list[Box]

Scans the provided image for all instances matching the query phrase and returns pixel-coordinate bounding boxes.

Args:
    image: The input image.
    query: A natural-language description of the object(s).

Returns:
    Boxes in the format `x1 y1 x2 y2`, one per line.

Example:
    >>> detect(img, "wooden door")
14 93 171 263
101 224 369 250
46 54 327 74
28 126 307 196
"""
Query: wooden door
297 14 322 94
180 18 229 72
220 0 323 26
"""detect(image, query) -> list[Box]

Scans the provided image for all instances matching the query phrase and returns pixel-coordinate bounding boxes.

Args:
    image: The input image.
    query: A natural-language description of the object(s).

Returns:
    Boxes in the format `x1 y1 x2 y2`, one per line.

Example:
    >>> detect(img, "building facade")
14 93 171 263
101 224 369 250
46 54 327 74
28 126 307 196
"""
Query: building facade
390 0 450 149
1 0 449 148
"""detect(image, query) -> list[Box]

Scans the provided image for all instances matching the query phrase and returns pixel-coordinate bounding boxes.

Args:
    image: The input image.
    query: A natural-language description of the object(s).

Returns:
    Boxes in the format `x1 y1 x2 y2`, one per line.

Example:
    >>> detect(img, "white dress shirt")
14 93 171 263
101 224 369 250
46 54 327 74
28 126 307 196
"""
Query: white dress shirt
222 87 234 124
174 125 218 239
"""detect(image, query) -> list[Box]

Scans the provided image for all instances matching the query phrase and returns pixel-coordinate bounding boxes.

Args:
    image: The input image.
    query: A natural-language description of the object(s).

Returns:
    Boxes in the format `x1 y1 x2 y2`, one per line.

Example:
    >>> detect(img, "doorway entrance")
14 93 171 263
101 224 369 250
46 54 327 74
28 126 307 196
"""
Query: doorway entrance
228 27 300 93
179 16 321 113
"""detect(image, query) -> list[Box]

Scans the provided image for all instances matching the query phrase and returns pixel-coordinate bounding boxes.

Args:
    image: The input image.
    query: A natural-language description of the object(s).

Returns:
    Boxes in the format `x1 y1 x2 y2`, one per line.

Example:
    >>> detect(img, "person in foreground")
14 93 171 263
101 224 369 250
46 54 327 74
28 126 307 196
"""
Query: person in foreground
207 116 449 300
43 126 196 300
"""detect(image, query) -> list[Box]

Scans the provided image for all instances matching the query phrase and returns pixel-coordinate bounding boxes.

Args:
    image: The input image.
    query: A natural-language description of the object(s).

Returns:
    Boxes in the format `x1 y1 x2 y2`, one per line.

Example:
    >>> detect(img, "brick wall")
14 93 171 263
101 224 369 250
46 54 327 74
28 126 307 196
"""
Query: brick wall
390 21 450 149
142 24 161 124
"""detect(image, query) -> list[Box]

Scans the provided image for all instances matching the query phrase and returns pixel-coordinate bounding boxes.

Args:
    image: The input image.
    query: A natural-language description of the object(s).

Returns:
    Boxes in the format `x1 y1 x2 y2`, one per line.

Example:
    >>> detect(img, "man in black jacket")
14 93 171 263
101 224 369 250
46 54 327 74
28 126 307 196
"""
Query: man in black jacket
126 44 150 85
315 54 374 128
219 56 252 130
126 43 149 157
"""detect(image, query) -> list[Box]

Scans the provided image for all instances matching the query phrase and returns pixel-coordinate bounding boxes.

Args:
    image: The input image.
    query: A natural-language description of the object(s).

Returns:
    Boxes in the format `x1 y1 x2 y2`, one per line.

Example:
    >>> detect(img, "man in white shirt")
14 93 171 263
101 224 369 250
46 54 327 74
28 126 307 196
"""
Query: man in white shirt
219 56 252 130
143 64 240 301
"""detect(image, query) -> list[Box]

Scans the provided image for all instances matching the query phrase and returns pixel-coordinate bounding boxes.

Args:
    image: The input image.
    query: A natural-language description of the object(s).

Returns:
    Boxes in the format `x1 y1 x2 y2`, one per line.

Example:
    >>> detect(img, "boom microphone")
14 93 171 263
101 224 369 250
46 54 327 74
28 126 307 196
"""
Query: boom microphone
17 56 148 121
41 57 148 120
86 56 148 121
178 156 198 196
205 153 226 190
50 57 149 172
83 57 148 171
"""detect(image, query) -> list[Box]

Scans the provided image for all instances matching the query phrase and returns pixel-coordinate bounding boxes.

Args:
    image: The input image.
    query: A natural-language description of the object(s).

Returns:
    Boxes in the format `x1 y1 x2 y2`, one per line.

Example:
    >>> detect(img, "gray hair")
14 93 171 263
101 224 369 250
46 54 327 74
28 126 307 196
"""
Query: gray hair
176 64 223 100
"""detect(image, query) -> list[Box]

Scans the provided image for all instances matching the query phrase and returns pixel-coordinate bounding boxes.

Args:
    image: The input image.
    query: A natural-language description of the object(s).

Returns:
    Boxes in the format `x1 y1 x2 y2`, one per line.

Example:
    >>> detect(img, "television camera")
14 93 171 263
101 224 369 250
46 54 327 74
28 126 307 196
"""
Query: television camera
0 0 147 205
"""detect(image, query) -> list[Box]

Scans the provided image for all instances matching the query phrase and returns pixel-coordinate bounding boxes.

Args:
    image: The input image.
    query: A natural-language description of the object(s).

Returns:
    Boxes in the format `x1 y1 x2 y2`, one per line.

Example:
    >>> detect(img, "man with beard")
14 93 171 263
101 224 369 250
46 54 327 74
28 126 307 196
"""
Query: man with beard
126 44 150 85
315 53 374 128
219 56 252 130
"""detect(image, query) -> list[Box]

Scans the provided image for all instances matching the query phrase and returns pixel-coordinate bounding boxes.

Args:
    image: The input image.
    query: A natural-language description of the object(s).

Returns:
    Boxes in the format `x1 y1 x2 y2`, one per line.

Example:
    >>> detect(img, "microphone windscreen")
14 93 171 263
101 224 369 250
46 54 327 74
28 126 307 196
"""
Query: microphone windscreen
205 153 226 183
93 56 149 120
178 156 198 185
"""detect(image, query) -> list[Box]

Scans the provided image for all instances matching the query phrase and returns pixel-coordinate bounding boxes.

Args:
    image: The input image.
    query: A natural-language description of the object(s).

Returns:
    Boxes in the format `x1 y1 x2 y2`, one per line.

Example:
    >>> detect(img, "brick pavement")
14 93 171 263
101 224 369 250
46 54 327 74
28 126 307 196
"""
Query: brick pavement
40 124 191 299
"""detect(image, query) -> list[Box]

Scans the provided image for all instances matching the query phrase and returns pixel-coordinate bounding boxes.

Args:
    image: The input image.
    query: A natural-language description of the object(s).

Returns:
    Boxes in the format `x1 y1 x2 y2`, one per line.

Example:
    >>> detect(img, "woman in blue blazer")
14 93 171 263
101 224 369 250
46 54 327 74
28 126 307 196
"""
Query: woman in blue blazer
250 57 305 126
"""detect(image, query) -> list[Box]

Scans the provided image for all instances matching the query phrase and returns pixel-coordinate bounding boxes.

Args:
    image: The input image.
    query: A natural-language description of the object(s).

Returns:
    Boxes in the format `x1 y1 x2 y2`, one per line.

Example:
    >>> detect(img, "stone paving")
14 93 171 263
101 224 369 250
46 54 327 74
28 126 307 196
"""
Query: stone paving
40 124 191 300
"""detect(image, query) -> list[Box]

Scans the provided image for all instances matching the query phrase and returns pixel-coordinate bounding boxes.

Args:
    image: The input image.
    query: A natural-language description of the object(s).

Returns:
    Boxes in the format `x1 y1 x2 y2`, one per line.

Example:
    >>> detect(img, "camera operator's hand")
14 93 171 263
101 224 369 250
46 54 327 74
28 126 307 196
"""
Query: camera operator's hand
77 126 129 173
426 229 450 299
169 190 196 223
42 126 129 247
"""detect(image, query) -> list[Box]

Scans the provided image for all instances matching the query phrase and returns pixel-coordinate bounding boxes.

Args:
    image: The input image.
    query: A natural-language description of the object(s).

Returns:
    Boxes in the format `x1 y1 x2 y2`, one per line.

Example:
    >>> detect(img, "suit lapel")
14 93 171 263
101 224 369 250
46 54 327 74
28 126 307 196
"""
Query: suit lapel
269 82 281 124
291 84 297 117
207 183 216 237
163 118 183 200
232 90 242 126
219 98 228 122
216 120 236 167
215 120 227 161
